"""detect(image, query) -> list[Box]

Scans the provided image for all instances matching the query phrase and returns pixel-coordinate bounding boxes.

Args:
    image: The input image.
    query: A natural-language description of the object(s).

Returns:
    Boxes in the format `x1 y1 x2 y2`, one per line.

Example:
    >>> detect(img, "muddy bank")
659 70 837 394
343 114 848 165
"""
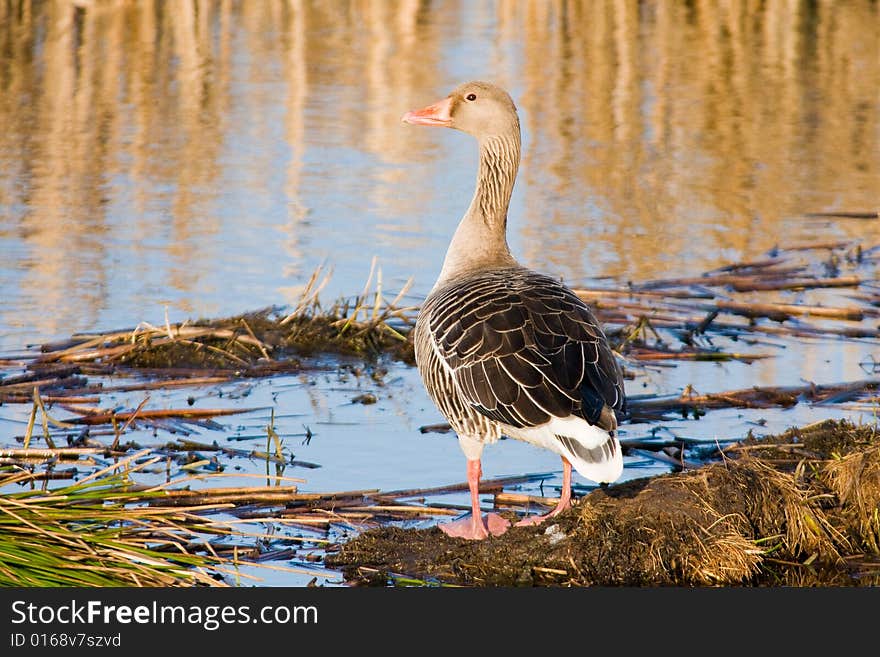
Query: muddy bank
327 419 880 586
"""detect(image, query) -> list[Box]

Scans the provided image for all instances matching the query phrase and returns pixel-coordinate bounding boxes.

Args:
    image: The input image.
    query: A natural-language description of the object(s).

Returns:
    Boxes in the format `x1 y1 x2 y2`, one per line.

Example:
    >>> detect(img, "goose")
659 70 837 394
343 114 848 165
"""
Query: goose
403 81 627 540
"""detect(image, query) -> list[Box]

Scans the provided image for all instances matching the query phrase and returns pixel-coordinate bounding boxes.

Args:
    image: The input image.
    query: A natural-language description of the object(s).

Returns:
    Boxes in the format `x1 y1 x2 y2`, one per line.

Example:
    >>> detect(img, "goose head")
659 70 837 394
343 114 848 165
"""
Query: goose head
402 81 519 141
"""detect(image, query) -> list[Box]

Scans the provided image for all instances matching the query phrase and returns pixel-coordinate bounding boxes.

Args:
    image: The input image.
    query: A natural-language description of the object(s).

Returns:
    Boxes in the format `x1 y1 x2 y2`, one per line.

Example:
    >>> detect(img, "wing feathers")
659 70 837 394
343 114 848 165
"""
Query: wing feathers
423 268 625 430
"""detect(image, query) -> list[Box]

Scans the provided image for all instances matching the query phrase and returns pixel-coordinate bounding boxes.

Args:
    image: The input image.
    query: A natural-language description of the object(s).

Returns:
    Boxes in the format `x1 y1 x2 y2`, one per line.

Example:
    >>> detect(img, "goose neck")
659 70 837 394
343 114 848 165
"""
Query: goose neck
473 132 521 225
435 131 521 285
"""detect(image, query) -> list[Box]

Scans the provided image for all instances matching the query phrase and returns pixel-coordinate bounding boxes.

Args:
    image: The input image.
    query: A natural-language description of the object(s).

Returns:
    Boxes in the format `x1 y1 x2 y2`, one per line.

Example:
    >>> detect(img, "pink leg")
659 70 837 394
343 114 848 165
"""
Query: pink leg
516 457 573 527
439 459 510 540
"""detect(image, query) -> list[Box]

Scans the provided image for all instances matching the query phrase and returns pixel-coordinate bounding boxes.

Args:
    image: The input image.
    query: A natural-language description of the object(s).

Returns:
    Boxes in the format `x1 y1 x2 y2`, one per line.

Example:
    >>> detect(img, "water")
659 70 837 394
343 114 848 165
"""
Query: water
1 1 878 349
1 1 879 586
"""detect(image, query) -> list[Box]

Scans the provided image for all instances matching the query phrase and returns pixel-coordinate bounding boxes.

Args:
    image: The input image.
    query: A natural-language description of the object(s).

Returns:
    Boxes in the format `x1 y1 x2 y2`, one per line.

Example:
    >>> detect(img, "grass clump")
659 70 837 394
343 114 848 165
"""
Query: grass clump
30 263 417 373
0 463 242 587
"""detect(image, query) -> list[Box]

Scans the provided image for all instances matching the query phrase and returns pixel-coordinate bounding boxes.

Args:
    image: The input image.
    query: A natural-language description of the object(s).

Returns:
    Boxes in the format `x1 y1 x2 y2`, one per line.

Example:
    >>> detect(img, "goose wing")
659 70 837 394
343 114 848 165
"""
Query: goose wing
426 269 625 430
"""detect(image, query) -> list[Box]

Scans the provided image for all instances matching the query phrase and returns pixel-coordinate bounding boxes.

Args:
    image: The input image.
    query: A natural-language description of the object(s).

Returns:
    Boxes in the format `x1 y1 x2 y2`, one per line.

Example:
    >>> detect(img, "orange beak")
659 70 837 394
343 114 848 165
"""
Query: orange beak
402 96 454 127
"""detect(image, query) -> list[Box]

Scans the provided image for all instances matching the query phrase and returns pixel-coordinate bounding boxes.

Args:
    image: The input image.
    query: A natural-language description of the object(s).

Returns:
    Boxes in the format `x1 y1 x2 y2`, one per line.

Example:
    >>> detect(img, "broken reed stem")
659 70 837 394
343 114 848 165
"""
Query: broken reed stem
111 416 121 451
379 472 556 500
149 491 300 506
804 211 879 220
706 318 880 340
574 287 715 300
0 447 105 460
73 448 155 486
713 300 868 322
119 396 151 435
280 262 333 324
33 389 56 450
345 505 461 516
635 266 809 289
703 256 789 274
145 472 306 492
171 337 252 367
730 276 861 292
35 326 271 365
22 393 38 450
372 260 383 323
626 349 772 363
627 378 879 416
267 409 284 462
102 377 232 392
240 319 272 361
494 492 559 507
64 406 261 426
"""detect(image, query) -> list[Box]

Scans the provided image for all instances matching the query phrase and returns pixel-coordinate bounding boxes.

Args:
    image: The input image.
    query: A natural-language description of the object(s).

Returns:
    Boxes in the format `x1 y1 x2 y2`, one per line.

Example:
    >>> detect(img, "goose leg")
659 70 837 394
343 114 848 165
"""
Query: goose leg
439 459 510 539
516 457 573 526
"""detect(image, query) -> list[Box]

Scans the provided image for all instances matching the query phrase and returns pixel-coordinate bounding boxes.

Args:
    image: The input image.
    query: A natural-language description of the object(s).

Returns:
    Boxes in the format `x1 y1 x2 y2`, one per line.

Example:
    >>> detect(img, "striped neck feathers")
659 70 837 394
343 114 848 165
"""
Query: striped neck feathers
474 131 521 225
437 131 521 284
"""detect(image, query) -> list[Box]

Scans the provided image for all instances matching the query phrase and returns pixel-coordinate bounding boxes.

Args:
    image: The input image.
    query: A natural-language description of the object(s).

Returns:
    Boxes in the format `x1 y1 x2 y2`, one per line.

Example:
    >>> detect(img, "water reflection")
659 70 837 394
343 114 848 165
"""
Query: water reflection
0 0 877 349
516 0 879 280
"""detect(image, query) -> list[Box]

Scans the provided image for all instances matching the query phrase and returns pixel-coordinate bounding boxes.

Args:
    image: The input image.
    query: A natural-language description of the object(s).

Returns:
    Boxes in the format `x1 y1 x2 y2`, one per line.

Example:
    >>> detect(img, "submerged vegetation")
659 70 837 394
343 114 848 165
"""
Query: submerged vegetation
0 242 878 586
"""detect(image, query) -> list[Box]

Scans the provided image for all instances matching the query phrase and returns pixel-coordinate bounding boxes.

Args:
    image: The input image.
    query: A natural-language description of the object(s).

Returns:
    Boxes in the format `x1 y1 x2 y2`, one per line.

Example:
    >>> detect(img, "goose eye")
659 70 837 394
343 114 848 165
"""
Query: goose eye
466 93 477 101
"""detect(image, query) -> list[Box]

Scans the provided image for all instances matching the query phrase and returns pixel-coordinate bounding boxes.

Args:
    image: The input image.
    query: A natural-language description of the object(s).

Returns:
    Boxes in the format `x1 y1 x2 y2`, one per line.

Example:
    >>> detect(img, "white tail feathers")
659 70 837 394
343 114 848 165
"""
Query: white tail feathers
559 431 623 483
509 414 623 484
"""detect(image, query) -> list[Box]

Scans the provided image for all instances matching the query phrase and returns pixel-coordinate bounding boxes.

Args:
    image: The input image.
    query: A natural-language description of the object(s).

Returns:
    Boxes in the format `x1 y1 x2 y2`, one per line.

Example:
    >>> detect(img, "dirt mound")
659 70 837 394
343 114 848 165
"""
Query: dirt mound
327 420 880 586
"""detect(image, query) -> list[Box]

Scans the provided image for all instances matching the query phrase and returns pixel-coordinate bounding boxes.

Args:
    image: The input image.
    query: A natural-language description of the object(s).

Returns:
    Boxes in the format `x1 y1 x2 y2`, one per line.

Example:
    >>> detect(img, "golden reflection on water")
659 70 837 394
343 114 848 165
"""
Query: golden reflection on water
516 0 879 280
0 0 877 348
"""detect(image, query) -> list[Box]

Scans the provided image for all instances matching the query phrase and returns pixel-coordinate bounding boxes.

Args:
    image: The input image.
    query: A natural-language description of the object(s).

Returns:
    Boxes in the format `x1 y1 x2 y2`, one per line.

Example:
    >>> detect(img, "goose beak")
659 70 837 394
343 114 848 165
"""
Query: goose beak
402 96 454 127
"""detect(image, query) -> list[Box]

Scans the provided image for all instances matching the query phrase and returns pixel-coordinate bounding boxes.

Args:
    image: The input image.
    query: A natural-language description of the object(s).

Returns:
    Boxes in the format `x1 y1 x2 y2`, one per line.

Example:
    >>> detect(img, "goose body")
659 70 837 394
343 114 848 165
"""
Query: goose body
404 81 626 539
